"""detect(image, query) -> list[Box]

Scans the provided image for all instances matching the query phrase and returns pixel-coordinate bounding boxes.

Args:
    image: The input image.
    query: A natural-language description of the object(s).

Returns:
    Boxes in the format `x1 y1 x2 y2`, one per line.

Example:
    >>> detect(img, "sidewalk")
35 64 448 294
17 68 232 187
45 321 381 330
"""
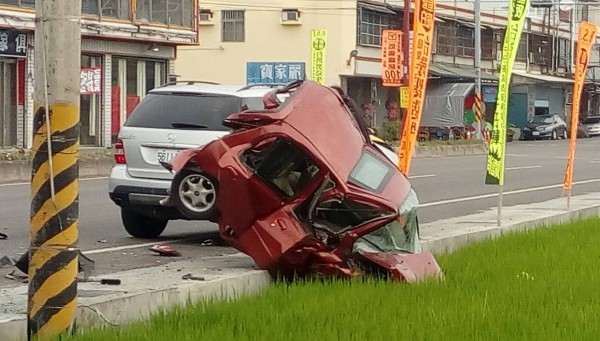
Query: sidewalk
3 191 596 341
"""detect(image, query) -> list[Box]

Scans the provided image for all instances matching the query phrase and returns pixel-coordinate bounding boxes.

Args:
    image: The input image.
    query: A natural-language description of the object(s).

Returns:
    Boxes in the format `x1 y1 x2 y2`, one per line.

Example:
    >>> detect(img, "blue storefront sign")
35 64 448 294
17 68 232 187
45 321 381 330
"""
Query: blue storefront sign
246 62 305 85
483 85 498 103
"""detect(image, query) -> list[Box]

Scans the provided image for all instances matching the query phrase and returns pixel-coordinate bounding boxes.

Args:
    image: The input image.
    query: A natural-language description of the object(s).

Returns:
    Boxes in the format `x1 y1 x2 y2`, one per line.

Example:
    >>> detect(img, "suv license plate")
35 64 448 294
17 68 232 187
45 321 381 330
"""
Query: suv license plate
532 132 540 136
157 150 180 163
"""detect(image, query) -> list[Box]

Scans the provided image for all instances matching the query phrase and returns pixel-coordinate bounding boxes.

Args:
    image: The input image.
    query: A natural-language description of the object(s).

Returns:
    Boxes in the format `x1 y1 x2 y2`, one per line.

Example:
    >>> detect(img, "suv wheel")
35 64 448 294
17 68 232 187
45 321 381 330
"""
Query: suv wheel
171 168 219 220
552 130 558 140
562 129 568 139
121 208 168 238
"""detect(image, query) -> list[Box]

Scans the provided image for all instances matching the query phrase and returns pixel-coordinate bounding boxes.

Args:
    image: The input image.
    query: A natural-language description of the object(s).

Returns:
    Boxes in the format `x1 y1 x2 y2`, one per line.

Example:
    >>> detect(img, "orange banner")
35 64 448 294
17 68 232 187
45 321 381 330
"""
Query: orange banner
398 0 436 175
381 30 403 87
564 21 597 190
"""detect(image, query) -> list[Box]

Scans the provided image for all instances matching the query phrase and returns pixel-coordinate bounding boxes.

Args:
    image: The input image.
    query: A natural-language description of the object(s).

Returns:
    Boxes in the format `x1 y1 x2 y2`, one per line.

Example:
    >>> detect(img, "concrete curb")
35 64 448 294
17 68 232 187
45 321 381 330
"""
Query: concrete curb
420 193 600 255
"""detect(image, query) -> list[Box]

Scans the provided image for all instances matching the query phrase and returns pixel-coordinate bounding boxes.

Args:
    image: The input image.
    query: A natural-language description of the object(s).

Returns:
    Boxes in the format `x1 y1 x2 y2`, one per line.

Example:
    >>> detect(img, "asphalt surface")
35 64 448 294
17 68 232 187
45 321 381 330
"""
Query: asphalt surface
1 138 600 287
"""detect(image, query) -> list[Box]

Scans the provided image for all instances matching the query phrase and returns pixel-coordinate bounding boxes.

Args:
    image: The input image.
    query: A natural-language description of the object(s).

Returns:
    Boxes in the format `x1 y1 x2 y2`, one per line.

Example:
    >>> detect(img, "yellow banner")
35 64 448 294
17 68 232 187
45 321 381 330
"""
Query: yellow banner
398 0 436 175
564 21 597 190
310 29 327 85
381 30 403 87
484 0 529 186
399 86 408 109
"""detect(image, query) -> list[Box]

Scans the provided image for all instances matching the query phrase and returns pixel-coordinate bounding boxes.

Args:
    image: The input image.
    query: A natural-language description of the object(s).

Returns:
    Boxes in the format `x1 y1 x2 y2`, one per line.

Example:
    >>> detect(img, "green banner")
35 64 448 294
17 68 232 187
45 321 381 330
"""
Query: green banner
485 0 529 185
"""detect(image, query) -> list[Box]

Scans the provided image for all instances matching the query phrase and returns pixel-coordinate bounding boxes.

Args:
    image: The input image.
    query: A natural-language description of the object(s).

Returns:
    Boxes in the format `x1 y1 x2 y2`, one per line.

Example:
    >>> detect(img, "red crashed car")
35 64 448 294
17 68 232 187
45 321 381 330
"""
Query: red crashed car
160 81 442 282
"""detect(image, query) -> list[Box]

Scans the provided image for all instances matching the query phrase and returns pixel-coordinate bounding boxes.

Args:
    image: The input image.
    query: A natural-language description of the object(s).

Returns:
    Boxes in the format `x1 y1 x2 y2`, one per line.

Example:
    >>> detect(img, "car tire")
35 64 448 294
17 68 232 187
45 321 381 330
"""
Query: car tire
562 129 568 140
171 168 219 220
552 130 558 140
121 208 168 238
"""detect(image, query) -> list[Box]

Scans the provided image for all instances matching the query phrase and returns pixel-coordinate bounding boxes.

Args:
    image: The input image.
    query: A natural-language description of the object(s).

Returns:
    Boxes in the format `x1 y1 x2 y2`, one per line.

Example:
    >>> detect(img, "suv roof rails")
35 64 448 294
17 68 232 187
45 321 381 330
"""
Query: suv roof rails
160 80 221 87
237 83 285 91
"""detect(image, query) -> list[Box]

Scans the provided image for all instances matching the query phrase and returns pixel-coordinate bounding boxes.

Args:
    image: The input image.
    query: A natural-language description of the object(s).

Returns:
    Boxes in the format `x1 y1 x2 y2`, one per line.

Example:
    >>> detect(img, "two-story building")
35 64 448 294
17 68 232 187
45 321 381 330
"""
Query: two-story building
0 0 198 149
175 0 600 135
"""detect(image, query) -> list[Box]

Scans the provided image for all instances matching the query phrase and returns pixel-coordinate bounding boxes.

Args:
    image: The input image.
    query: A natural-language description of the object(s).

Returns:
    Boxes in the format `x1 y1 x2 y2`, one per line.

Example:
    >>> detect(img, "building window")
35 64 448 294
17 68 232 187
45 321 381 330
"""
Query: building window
82 0 130 19
558 38 569 68
222 10 245 42
456 26 475 57
436 22 456 55
528 34 551 65
358 8 401 47
0 0 34 7
481 28 496 60
136 0 193 27
516 33 528 62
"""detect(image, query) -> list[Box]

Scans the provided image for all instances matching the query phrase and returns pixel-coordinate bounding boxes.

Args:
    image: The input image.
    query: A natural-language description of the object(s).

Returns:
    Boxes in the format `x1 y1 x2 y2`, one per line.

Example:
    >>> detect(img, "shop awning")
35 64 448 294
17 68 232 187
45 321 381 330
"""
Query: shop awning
358 2 397 14
429 63 498 81
511 71 574 84
422 83 475 127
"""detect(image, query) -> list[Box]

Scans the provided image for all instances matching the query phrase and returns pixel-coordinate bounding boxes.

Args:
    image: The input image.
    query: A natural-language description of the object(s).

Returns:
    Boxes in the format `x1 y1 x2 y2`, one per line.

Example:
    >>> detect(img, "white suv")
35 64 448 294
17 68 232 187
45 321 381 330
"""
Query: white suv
108 81 281 238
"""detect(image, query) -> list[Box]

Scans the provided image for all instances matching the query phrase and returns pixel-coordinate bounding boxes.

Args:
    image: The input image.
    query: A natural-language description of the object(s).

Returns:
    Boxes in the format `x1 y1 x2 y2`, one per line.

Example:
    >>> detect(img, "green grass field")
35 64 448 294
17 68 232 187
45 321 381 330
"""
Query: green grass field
67 217 600 340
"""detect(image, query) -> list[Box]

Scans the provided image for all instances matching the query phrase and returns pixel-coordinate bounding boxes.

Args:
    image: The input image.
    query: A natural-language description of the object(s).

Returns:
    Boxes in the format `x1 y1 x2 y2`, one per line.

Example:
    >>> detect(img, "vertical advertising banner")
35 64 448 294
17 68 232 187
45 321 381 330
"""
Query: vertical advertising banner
398 0 436 175
381 30 403 87
564 21 597 190
484 0 529 186
310 29 327 84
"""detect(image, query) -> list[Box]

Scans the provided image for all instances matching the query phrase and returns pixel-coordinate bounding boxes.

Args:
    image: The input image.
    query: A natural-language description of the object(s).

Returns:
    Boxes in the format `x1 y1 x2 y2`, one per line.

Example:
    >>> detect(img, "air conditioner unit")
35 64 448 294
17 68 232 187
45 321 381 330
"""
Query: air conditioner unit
282 10 300 21
199 9 212 22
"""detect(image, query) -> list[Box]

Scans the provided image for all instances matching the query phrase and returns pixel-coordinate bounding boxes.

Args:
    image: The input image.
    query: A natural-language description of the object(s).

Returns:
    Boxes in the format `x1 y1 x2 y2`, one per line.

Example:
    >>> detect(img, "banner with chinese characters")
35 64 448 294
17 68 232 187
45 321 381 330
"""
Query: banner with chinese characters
310 29 327 84
381 30 403 87
485 0 529 186
564 21 597 190
0 29 27 58
398 0 436 175
80 67 102 95
246 62 305 85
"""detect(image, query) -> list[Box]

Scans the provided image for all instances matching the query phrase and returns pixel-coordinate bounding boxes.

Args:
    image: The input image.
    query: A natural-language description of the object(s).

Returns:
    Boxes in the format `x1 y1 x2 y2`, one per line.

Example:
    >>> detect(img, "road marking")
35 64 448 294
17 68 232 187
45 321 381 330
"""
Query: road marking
0 176 109 187
82 239 185 255
589 160 600 164
420 178 600 208
506 154 530 157
409 174 436 179
505 166 541 171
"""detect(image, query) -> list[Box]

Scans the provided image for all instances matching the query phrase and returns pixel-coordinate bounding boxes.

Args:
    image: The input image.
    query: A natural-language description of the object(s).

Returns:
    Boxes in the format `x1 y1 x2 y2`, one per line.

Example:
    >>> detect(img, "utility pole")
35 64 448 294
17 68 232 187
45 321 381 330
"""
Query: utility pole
401 0 411 137
28 0 81 340
474 0 482 139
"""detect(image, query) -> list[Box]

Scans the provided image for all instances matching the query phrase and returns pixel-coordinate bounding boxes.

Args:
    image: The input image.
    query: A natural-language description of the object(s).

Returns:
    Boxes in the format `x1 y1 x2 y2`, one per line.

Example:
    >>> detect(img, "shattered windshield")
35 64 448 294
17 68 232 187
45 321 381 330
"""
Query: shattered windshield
353 188 421 254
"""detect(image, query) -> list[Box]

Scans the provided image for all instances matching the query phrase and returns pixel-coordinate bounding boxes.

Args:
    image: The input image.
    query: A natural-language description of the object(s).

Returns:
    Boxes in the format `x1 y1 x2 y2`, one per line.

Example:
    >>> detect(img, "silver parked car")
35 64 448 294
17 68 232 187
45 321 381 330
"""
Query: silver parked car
108 81 281 238
581 116 600 137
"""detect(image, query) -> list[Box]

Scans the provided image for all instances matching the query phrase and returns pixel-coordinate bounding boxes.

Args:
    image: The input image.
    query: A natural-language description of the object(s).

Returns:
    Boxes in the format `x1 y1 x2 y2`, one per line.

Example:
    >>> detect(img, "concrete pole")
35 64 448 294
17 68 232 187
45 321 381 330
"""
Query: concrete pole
570 2 576 73
401 0 411 141
28 0 81 339
475 0 482 139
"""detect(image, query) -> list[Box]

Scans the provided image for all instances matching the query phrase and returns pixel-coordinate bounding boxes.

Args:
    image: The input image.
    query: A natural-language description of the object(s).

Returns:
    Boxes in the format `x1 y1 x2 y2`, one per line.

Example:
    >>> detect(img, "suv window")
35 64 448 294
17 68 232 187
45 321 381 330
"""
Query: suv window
125 93 263 131
349 150 394 193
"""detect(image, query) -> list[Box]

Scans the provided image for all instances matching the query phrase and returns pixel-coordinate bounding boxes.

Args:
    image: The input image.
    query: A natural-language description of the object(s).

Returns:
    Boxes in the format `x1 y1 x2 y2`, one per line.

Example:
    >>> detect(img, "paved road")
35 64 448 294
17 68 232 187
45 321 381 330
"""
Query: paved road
1 138 599 286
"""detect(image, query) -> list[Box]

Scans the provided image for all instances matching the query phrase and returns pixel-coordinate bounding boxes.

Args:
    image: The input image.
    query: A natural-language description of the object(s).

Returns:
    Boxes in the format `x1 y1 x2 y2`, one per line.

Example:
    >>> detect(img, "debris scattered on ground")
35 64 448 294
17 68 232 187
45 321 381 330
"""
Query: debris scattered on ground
149 244 181 257
0 232 7 240
78 277 121 285
182 273 205 281
97 239 107 243
0 255 15 267
5 270 27 282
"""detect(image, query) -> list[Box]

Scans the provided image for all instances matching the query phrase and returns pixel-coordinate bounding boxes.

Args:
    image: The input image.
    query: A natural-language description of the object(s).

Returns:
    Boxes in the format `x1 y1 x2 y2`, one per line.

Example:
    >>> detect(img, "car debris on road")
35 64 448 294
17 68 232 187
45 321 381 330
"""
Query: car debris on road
160 80 443 283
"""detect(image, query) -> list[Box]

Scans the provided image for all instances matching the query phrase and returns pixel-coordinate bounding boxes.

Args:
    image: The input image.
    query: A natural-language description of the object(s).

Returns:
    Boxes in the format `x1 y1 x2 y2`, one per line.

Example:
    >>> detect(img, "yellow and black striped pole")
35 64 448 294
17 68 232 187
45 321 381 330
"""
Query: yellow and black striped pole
28 0 81 339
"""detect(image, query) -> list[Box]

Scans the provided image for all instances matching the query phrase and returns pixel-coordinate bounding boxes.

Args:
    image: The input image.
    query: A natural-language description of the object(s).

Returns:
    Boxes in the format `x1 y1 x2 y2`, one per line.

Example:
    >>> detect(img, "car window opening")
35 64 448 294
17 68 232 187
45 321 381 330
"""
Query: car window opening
243 138 320 198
